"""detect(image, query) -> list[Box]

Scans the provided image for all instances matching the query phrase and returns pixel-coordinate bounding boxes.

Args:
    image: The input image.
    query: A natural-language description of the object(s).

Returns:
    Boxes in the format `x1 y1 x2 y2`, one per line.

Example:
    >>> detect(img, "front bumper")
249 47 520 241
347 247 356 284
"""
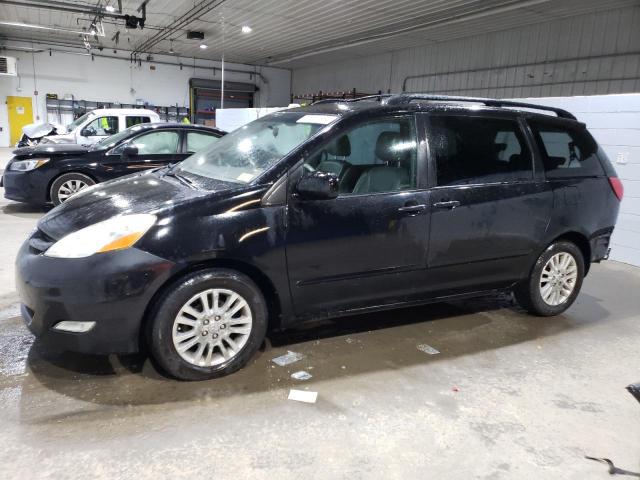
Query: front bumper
16 238 176 354
2 169 48 204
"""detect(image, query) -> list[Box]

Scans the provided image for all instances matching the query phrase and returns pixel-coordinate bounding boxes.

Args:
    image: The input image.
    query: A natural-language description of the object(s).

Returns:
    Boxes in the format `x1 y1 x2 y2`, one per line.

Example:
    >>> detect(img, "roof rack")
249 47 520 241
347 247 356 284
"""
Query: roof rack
311 94 393 105
385 94 576 120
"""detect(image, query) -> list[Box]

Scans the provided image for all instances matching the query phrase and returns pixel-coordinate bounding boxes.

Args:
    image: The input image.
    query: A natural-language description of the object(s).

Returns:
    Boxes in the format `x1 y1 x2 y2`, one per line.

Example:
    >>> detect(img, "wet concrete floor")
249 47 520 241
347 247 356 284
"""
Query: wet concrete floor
0 160 638 478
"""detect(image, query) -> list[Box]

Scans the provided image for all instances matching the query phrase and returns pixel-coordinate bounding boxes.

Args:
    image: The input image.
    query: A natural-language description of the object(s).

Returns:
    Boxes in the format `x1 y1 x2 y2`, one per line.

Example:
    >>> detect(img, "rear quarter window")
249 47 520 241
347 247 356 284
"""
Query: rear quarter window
528 120 604 178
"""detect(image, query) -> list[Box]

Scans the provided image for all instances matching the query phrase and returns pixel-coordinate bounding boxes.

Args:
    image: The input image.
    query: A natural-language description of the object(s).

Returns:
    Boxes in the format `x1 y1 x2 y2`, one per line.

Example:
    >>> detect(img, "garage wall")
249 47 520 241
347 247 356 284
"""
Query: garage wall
292 5 640 99
0 43 291 146
509 94 640 267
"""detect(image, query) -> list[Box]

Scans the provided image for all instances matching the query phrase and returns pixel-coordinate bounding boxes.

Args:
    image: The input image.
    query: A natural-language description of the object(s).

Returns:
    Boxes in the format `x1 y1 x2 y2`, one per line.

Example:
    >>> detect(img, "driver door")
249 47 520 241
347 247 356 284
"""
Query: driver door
285 114 431 316
103 129 181 177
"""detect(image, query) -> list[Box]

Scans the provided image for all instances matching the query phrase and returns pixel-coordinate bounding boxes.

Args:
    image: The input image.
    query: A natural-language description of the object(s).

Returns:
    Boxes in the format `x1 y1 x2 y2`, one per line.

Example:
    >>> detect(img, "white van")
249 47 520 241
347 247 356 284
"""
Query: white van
36 108 160 146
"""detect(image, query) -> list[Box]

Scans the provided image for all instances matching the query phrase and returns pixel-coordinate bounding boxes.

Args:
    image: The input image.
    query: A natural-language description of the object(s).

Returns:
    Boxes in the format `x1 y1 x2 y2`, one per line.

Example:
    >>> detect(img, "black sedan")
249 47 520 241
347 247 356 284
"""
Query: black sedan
2 123 225 206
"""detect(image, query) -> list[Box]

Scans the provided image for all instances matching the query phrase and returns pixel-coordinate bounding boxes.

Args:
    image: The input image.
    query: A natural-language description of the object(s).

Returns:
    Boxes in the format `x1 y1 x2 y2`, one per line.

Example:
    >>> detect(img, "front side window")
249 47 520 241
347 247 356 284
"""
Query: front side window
178 112 335 184
186 131 220 153
304 116 418 195
528 120 603 178
428 115 533 186
129 131 180 155
126 116 151 128
83 116 119 136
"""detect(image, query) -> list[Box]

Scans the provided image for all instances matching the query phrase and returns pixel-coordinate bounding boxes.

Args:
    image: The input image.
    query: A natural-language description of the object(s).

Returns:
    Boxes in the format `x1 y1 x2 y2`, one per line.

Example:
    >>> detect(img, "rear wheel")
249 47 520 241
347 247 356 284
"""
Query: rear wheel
514 241 585 316
148 269 268 381
50 172 95 205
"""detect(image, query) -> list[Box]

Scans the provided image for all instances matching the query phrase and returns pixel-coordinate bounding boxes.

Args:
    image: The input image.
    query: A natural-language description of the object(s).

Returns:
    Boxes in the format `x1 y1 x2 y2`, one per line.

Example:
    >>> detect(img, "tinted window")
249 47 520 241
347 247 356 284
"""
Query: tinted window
186 131 220 153
84 116 119 136
306 116 418 194
130 131 180 155
126 116 151 128
528 120 604 177
428 116 532 186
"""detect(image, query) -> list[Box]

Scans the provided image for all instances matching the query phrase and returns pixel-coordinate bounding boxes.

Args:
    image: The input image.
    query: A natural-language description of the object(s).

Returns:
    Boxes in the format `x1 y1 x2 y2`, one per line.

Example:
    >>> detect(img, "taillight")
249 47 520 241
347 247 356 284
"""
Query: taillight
608 177 624 201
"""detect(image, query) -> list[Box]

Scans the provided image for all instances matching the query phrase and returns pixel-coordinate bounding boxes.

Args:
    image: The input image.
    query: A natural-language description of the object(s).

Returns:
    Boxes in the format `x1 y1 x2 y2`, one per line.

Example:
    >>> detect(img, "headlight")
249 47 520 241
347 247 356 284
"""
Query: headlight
45 214 157 258
8 158 49 171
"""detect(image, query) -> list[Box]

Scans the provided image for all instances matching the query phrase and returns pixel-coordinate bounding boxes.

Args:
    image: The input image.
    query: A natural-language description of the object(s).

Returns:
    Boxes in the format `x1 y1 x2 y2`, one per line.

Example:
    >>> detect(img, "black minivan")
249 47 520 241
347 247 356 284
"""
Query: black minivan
16 94 622 380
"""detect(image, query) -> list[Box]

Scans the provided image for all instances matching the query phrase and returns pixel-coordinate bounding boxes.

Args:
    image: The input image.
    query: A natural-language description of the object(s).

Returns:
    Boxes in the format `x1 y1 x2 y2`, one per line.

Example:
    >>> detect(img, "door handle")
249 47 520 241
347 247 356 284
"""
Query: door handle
433 200 461 209
398 204 427 214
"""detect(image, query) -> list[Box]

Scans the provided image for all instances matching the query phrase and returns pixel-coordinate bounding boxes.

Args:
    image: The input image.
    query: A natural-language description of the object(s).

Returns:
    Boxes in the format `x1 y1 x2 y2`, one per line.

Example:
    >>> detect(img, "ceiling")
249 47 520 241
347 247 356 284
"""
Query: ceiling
0 0 637 69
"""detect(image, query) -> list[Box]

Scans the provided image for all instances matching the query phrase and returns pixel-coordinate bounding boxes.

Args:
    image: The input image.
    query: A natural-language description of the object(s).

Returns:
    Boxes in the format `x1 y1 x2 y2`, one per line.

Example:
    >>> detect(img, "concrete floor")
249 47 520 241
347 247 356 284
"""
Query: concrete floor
0 146 639 479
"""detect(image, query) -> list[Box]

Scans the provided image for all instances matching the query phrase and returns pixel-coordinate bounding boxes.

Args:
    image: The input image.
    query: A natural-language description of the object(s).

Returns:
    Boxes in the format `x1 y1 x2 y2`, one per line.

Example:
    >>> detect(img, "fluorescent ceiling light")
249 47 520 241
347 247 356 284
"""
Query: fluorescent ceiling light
199 44 208 49
0 21 103 37
241 25 252 34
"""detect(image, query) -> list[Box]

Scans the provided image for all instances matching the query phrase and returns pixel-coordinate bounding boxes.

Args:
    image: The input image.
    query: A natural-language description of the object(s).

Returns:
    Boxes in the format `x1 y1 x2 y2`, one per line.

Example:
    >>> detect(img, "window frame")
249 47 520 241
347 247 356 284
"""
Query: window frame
183 129 222 154
109 129 181 157
293 112 428 198
82 115 120 137
423 112 539 189
525 116 605 179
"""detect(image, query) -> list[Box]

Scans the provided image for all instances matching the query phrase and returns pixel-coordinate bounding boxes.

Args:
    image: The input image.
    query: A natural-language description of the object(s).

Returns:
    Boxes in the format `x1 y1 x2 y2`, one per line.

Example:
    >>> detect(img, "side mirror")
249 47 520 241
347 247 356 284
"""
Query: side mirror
122 145 139 157
295 171 339 200
81 126 97 137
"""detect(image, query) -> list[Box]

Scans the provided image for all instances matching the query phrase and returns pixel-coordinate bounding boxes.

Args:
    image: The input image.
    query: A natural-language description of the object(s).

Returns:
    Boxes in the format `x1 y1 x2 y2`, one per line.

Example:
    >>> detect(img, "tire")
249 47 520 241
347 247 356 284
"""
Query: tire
514 240 585 316
50 172 96 206
148 269 268 381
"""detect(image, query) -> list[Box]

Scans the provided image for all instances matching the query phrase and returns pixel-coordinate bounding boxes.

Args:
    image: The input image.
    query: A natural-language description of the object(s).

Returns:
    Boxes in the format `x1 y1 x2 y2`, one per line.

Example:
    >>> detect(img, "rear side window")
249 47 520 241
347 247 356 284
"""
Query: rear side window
528 120 604 178
428 115 533 186
126 116 151 128
186 131 220 153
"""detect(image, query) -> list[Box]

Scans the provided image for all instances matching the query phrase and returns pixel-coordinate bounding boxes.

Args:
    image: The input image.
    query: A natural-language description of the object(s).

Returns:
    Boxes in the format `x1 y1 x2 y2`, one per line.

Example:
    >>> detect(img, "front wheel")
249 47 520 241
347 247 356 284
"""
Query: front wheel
148 269 268 381
514 241 585 316
50 172 96 205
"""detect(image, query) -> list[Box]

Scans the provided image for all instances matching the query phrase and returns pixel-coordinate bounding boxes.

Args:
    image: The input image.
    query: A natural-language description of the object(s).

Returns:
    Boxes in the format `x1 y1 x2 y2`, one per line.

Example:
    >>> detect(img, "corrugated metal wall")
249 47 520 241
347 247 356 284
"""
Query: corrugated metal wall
292 5 640 98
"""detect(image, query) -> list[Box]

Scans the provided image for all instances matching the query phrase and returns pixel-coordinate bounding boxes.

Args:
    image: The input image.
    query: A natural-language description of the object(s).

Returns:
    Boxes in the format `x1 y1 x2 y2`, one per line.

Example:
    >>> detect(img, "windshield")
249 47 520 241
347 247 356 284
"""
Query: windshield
67 112 92 131
177 112 337 184
90 124 146 151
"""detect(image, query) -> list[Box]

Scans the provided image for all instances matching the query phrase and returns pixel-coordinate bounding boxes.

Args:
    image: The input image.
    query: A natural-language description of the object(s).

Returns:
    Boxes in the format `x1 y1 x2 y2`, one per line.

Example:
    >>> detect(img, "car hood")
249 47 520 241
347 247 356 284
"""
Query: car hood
37 170 248 240
22 122 65 138
13 143 90 158
40 134 76 144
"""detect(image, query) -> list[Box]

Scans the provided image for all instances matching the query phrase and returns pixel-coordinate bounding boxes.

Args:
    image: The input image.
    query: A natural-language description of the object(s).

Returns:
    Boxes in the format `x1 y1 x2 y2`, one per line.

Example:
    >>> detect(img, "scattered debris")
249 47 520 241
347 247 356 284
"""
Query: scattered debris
585 456 640 477
417 344 440 355
291 370 312 381
0 303 20 322
272 351 305 367
345 337 354 344
626 382 640 404
288 389 317 404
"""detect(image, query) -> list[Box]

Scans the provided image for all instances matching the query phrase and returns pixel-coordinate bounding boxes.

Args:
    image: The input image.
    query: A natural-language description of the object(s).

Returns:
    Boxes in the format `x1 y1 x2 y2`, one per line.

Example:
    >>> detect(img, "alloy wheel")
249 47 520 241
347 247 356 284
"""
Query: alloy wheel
58 179 89 202
539 252 578 306
171 288 253 367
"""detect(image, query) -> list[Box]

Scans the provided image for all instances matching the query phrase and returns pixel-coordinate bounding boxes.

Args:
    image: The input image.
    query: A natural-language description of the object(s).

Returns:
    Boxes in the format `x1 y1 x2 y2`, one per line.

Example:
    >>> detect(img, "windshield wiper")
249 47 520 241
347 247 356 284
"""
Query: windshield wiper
165 170 194 188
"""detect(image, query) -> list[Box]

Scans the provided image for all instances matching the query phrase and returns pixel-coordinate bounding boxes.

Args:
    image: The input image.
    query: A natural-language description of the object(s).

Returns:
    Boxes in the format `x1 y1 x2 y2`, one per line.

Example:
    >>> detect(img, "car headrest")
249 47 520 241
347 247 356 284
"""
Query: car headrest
375 131 410 163
326 135 351 157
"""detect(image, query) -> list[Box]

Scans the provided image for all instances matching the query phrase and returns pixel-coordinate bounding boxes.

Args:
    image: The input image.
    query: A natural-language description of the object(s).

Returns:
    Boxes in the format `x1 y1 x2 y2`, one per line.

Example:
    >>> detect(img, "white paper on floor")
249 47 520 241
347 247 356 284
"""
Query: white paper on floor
291 370 312 381
417 344 440 355
272 351 305 366
288 389 318 403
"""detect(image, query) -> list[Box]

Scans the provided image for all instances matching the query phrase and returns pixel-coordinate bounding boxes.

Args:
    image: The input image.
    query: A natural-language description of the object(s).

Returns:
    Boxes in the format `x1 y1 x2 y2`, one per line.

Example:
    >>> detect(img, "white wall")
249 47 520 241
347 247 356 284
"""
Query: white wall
511 94 640 267
0 42 291 146
292 5 640 99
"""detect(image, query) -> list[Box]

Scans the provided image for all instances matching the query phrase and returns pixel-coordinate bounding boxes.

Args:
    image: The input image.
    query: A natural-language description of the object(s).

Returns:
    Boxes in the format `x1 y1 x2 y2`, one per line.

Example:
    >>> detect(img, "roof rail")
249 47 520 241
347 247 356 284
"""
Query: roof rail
311 94 393 105
385 94 576 120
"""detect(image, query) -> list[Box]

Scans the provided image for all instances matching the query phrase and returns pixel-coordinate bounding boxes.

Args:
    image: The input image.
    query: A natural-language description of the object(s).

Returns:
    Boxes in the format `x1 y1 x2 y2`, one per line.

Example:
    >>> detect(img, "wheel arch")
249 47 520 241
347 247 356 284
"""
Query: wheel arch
138 258 283 351
548 231 592 275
